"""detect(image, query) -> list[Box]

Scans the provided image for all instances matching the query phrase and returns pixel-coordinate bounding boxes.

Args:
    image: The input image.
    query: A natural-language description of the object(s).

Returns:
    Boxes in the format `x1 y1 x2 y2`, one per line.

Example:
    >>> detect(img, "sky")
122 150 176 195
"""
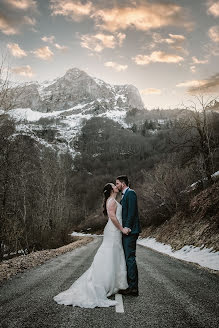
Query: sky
0 0 219 109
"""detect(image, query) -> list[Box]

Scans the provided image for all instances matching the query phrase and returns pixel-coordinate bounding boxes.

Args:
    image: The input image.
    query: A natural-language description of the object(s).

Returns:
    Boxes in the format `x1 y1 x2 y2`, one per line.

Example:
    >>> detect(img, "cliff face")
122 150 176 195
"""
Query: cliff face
11 67 145 113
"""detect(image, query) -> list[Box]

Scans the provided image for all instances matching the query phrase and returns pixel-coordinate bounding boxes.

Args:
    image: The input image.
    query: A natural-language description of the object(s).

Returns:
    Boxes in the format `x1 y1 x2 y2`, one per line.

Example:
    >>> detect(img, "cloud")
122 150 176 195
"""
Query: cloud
117 32 126 46
151 32 187 54
176 80 205 88
92 3 193 32
141 88 161 95
50 0 93 21
204 42 219 56
6 0 37 11
176 74 219 93
207 1 219 17
192 56 208 64
190 65 196 73
187 73 219 93
11 65 34 77
133 51 184 65
0 13 36 35
0 0 38 35
41 35 68 52
42 35 55 43
152 33 185 44
104 61 128 71
208 25 219 42
80 32 126 52
54 43 68 52
7 43 27 57
0 14 18 35
31 46 54 60
23 16 36 26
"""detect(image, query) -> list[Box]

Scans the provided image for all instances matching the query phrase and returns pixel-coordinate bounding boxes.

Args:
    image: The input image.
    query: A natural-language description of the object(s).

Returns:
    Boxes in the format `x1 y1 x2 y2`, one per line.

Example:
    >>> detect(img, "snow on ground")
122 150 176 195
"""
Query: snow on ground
137 237 219 271
3 104 131 156
98 108 129 128
70 232 219 271
5 106 86 122
212 170 219 179
71 231 103 237
189 170 219 190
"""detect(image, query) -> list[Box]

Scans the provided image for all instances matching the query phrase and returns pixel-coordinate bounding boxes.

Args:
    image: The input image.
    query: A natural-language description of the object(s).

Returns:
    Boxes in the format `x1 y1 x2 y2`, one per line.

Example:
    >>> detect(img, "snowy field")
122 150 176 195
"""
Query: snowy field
71 232 219 271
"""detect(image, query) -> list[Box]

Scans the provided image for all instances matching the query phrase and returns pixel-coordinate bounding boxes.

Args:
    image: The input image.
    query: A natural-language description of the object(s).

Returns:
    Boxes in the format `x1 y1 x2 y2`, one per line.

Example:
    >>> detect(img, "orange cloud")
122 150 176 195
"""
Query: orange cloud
207 1 219 17
0 13 36 35
152 32 187 54
153 33 185 44
6 0 37 11
42 35 55 43
208 25 219 42
141 88 161 95
11 65 34 77
54 43 68 52
80 32 126 52
41 35 68 51
50 0 93 21
133 51 184 65
192 56 208 64
92 3 193 32
7 43 27 57
176 80 205 88
190 66 196 73
177 74 219 94
0 14 18 35
104 61 128 71
188 73 219 93
31 46 54 60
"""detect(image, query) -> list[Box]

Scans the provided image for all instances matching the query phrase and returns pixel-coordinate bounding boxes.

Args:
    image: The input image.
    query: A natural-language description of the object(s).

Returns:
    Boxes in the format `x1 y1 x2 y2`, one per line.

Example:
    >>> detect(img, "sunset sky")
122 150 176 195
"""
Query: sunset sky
0 0 219 109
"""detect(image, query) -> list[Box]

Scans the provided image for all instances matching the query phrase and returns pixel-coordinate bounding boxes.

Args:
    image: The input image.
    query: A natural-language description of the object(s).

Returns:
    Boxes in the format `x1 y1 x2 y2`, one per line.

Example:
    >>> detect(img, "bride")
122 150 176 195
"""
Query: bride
53 182 129 308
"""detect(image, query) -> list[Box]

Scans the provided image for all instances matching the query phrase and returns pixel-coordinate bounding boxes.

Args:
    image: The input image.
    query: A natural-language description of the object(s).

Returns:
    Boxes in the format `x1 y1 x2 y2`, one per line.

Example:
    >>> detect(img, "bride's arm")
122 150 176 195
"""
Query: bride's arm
107 200 128 234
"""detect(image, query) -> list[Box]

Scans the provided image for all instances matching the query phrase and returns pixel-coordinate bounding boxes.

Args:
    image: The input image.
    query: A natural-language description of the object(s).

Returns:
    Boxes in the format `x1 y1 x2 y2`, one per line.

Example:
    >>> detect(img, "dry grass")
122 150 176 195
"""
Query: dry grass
0 237 93 283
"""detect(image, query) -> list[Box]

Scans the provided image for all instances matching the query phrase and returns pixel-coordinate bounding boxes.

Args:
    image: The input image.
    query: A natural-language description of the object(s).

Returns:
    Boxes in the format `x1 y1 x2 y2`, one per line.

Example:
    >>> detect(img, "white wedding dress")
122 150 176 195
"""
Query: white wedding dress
53 198 128 308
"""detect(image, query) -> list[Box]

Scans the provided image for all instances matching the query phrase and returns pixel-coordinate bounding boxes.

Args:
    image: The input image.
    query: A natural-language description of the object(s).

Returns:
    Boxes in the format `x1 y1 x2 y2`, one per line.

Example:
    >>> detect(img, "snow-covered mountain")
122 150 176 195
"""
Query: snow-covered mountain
11 67 145 113
3 68 145 157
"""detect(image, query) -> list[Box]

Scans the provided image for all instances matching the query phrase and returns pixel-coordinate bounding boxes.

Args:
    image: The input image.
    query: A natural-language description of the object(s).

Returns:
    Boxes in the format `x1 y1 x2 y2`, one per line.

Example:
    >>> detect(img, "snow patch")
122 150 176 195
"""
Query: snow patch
137 237 219 271
71 231 103 237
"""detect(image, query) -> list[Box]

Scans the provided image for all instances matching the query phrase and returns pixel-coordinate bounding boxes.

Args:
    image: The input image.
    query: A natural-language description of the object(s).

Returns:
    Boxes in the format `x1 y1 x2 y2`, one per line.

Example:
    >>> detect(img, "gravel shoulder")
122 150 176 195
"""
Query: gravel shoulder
0 237 93 283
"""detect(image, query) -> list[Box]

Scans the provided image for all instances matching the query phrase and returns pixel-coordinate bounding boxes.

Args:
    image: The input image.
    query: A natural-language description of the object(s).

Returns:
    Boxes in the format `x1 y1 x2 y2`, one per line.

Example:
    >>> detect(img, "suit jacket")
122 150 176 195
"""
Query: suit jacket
120 188 141 234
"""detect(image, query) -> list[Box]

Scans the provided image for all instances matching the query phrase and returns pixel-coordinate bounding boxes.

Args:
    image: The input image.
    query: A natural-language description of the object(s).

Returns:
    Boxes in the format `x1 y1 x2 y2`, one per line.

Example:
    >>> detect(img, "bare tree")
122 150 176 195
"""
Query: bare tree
171 93 219 184
0 48 25 111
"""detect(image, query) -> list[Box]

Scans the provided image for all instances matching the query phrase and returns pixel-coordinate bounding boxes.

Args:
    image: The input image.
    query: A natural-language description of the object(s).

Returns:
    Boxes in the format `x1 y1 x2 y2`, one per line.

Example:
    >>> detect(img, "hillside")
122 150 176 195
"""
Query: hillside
140 181 219 251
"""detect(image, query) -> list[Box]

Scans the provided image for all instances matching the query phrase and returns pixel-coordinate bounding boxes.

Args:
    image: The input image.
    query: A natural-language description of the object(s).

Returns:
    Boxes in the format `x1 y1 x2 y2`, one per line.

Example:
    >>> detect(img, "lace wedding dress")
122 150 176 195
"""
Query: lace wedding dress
53 198 128 308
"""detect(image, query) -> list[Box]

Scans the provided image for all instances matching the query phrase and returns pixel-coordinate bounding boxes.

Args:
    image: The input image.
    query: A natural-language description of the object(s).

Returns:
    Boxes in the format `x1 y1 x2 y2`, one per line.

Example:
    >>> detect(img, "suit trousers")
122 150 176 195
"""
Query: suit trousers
122 233 139 290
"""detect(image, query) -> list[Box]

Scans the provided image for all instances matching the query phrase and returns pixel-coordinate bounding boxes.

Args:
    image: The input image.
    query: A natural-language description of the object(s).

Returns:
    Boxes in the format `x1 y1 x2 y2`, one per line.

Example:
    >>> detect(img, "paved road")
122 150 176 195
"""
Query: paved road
0 238 218 328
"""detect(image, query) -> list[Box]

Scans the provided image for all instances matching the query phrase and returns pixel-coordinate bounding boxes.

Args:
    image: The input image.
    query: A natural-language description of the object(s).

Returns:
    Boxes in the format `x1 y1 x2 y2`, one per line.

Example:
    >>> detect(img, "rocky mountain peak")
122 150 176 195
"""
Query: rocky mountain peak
63 67 88 81
10 67 145 113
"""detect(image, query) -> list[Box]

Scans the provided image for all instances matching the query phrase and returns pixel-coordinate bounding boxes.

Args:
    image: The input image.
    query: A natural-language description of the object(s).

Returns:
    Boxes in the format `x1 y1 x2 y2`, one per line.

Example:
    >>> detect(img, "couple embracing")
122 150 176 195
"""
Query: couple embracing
53 175 141 308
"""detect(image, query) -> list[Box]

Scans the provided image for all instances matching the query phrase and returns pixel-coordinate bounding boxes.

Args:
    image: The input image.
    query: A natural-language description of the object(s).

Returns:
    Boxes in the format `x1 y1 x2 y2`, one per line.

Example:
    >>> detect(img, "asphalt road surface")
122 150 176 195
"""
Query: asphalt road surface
0 237 218 328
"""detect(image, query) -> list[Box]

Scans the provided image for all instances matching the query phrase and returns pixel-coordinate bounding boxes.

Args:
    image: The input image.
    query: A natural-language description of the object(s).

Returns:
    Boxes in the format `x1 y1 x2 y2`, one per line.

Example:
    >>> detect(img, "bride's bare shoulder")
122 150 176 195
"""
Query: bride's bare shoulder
106 197 117 209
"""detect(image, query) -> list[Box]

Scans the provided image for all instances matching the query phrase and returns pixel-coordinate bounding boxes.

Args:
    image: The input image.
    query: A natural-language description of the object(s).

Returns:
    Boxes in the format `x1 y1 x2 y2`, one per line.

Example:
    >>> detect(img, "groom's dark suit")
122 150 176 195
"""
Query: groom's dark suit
120 188 141 290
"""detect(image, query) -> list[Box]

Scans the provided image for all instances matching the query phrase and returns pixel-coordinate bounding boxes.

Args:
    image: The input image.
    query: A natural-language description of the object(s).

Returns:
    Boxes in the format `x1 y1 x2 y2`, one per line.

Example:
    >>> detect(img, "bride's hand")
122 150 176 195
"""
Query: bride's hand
122 227 130 235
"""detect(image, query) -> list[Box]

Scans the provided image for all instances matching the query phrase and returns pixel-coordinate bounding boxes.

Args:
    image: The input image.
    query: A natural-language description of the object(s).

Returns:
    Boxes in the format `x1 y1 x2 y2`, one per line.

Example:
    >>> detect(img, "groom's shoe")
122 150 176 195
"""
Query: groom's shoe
118 288 139 296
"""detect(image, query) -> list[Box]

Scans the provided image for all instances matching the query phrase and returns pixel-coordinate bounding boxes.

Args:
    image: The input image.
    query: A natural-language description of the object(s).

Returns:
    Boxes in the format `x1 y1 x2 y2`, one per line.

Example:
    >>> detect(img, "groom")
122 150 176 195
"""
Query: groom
116 175 141 296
